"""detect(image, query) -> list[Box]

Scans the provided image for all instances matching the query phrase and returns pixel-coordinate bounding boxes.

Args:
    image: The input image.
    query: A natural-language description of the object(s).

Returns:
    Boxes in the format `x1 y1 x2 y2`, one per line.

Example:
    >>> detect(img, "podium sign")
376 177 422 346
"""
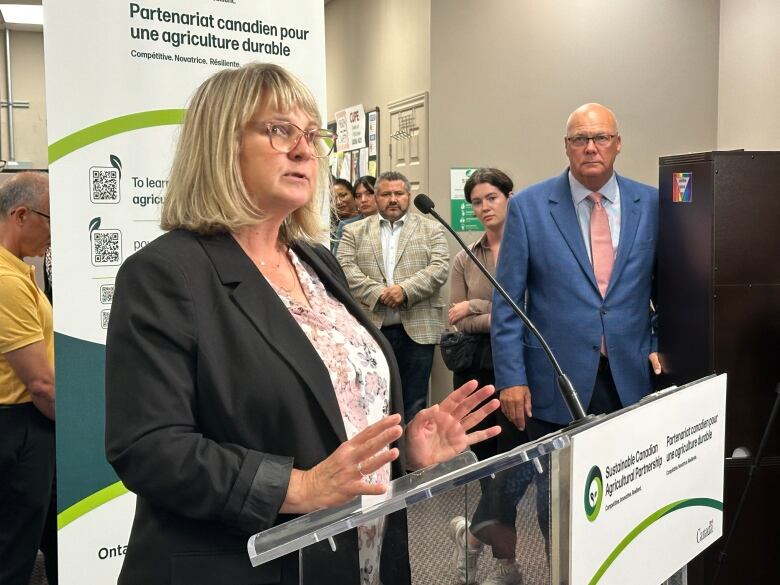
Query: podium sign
569 375 727 584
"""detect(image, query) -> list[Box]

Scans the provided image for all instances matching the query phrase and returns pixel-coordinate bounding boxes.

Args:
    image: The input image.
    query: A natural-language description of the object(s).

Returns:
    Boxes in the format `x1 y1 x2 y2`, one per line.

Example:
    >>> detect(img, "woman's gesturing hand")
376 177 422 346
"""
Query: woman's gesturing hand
281 382 501 514
281 414 403 514
404 380 501 470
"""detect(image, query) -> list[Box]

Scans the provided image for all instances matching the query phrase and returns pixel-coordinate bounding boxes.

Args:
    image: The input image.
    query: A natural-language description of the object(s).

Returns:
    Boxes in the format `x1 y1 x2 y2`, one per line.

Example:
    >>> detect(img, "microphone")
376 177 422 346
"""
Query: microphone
414 193 587 423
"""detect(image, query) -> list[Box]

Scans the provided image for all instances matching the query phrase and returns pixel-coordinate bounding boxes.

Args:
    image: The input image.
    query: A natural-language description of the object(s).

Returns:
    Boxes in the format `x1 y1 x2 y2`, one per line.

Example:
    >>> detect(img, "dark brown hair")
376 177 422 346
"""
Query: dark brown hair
354 175 376 194
463 168 513 203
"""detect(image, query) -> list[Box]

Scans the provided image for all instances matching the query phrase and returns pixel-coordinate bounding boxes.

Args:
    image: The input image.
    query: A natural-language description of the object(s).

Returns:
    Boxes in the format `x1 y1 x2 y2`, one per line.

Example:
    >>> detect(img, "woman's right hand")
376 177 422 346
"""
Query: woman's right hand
280 414 403 514
448 301 471 325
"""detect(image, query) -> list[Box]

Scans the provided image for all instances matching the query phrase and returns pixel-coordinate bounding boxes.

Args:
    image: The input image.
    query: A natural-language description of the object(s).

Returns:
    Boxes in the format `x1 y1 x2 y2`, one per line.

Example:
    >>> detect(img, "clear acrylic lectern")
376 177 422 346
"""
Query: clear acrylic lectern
248 376 726 585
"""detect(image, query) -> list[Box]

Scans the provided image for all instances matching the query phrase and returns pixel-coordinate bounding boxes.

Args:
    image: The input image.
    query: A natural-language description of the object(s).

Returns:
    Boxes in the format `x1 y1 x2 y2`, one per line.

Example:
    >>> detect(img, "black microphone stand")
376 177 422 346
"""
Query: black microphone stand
414 195 587 423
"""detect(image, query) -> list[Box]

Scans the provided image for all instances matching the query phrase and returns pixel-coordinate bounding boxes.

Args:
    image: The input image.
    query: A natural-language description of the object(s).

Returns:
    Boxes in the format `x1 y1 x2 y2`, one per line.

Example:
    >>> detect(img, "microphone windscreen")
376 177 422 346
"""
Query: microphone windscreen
414 193 435 214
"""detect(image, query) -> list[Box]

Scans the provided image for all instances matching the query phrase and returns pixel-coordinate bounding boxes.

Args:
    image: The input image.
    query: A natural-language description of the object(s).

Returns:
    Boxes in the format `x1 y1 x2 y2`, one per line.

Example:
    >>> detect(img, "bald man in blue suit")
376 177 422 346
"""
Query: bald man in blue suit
492 103 661 439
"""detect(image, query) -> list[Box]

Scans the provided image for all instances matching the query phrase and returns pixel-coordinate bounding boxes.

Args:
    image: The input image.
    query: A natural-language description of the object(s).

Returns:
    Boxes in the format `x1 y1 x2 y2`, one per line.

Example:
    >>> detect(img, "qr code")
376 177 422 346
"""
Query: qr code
90 167 120 203
90 229 122 266
99 284 114 304
100 309 111 329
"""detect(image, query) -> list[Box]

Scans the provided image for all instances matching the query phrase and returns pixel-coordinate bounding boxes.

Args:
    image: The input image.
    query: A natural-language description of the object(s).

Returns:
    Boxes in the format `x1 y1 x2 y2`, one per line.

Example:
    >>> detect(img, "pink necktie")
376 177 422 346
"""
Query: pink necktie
589 192 614 355
588 192 614 297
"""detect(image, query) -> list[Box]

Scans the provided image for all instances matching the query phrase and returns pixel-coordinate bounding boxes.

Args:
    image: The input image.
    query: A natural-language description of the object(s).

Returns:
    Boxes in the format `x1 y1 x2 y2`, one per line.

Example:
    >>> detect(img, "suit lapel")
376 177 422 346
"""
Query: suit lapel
607 175 641 297
394 213 417 266
294 243 355 312
198 233 347 443
367 216 387 281
548 172 599 292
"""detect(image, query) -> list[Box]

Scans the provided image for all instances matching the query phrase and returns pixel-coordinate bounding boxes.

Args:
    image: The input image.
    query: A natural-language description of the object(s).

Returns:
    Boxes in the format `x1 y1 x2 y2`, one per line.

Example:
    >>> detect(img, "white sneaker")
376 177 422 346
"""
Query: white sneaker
481 561 523 585
448 516 482 584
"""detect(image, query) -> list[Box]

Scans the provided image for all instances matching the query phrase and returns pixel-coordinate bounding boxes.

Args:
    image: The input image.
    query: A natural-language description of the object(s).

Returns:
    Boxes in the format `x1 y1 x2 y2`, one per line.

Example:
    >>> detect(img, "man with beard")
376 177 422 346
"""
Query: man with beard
338 171 449 422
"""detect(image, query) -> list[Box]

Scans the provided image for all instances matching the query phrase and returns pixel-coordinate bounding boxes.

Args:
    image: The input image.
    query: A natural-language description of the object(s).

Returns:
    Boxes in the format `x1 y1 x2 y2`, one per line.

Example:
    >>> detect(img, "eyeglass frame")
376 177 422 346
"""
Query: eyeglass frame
565 134 619 148
24 208 50 223
261 120 336 158
7 206 50 222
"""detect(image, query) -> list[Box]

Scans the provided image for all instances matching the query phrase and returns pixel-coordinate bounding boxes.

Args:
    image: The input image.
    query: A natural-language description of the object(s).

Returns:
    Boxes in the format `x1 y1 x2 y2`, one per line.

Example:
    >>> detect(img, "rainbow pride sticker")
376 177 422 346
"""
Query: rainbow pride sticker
672 172 692 203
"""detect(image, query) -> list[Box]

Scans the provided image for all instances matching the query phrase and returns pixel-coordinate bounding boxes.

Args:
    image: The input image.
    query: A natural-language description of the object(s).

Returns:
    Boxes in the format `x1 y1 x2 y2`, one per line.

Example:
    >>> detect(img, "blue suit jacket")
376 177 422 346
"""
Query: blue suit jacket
491 170 658 425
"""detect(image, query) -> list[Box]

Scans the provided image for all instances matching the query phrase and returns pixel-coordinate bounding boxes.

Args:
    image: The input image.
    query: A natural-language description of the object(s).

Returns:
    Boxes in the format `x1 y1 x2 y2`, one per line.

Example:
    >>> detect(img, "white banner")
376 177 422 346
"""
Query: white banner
43 1 325 583
570 375 727 585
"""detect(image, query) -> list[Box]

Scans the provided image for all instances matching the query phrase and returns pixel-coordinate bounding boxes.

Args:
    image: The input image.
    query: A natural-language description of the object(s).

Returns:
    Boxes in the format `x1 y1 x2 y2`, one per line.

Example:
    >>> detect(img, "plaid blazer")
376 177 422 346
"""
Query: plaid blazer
337 213 449 345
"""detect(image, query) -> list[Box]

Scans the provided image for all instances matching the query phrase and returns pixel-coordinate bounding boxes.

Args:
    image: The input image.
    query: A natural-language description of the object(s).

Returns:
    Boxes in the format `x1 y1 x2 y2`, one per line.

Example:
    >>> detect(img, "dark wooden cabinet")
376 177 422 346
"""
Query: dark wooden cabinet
657 151 780 583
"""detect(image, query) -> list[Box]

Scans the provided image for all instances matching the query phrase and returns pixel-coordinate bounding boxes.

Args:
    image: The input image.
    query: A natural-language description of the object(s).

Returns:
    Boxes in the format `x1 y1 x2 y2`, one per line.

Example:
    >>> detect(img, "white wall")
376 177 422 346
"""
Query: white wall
717 0 780 150
0 28 47 286
430 0 720 209
325 0 430 172
0 29 47 169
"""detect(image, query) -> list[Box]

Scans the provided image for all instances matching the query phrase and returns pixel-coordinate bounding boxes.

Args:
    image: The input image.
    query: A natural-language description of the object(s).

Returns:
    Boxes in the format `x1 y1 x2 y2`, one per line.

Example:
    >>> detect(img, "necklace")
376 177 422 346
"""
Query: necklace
258 258 280 269
256 248 298 294
274 260 298 294
257 247 286 271
257 246 289 272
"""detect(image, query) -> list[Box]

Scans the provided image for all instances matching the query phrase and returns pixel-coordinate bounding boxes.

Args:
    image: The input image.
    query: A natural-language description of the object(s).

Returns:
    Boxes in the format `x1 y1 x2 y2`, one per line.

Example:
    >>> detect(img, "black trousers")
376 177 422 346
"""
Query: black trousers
0 403 56 585
380 325 434 424
526 354 622 439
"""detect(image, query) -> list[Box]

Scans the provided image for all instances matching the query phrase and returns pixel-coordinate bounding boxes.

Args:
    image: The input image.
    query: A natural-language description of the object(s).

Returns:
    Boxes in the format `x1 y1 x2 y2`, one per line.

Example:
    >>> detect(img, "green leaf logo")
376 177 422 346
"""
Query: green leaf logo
584 465 603 522
109 154 122 180
89 217 101 234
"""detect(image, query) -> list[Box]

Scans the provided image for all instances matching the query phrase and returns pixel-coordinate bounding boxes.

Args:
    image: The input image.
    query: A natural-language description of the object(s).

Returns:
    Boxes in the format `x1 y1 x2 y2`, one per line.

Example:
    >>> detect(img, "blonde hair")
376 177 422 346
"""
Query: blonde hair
161 63 328 243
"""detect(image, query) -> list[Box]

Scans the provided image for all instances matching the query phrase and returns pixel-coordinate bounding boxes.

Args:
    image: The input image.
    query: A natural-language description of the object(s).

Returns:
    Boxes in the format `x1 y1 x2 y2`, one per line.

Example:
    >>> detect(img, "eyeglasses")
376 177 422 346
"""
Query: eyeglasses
566 134 618 148
261 121 336 158
30 208 50 221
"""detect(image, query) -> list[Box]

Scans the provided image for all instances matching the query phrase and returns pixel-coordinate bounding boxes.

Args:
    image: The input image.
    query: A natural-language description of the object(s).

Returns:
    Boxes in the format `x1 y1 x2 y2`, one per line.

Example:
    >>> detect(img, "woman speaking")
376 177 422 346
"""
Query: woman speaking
104 63 499 585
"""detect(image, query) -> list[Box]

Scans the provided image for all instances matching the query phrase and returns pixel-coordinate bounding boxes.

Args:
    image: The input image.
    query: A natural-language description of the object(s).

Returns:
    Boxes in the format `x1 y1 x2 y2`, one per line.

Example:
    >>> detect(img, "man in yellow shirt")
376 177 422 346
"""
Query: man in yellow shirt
0 172 55 585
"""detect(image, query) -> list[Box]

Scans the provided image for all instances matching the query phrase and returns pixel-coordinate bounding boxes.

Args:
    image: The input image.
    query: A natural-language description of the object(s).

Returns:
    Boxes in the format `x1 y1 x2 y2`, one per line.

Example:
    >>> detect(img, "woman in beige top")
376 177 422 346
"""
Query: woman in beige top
448 168 513 414
447 168 530 585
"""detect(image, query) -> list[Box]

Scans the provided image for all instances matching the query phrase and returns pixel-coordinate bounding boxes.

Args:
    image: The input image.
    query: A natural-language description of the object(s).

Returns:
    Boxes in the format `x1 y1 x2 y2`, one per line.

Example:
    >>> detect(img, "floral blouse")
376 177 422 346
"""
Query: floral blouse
270 249 391 585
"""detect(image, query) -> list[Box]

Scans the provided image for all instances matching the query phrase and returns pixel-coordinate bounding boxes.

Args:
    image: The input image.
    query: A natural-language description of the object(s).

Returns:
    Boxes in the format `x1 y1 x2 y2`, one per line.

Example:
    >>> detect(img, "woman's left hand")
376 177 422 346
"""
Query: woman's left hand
404 380 501 470
448 301 471 325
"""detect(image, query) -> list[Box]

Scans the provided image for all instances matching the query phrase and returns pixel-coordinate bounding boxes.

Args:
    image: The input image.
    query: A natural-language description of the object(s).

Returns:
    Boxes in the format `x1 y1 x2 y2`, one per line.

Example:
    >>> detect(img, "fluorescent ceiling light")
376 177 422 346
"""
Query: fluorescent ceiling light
1 5 44 26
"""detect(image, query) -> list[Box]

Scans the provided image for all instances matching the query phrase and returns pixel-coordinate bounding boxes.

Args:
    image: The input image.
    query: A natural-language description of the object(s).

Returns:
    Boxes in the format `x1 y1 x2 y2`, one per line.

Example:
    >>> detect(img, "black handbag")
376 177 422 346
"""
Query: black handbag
439 330 482 372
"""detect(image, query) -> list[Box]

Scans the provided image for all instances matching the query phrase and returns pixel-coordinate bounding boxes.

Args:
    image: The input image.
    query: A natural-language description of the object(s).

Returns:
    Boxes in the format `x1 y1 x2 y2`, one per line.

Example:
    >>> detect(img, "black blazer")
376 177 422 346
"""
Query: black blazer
105 230 410 585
